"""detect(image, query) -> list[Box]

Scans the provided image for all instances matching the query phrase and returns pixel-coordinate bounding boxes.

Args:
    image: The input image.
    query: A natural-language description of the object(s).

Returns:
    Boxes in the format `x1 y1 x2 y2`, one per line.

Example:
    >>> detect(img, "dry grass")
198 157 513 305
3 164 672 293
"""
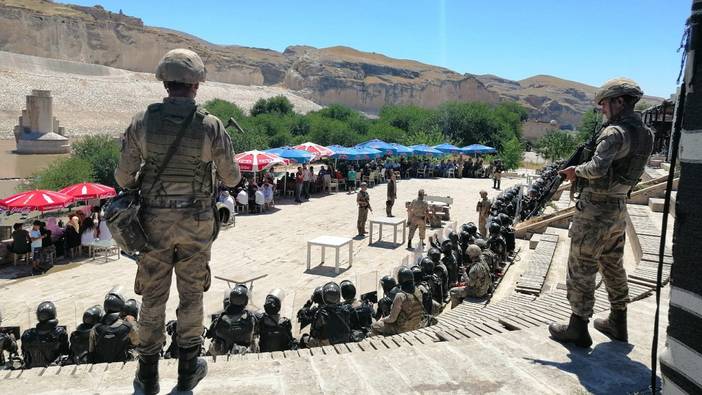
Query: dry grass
0 0 86 18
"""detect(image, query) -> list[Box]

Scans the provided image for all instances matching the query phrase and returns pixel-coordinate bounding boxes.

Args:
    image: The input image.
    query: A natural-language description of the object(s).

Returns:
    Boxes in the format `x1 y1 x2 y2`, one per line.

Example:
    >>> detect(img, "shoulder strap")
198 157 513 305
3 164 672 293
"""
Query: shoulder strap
144 109 197 197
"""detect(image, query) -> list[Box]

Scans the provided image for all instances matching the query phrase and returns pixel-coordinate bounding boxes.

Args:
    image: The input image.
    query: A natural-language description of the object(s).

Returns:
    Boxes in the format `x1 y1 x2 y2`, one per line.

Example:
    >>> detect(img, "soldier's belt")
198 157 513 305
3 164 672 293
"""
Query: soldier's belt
579 192 626 204
143 199 211 209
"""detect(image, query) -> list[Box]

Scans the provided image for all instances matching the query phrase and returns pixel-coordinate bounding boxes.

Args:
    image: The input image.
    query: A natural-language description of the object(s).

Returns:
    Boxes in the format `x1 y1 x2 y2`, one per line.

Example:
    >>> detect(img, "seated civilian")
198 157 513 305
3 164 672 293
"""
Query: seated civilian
262 182 274 207
29 221 44 270
10 223 31 255
97 215 112 241
80 218 97 247
347 167 357 193
236 188 249 209
254 189 265 210
64 216 82 256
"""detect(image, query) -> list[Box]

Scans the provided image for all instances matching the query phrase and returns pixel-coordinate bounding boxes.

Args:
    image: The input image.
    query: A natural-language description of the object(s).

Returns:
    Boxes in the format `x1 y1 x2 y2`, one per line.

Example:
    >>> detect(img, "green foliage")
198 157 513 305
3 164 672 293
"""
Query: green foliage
250 95 294 116
204 98 246 123
635 100 653 112
498 137 523 170
576 109 603 143
23 157 94 191
72 135 120 187
535 130 580 162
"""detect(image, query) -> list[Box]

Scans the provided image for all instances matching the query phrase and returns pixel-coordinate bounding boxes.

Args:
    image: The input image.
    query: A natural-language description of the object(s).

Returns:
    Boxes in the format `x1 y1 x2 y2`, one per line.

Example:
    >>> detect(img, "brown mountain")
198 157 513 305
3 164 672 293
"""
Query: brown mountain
0 0 660 127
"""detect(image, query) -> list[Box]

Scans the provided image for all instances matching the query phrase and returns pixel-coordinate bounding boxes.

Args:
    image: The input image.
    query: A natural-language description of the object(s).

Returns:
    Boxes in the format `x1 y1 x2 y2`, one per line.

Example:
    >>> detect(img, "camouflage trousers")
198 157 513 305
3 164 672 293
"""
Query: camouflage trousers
408 217 426 242
567 195 629 318
135 207 215 356
357 207 369 234
370 319 399 336
478 216 488 239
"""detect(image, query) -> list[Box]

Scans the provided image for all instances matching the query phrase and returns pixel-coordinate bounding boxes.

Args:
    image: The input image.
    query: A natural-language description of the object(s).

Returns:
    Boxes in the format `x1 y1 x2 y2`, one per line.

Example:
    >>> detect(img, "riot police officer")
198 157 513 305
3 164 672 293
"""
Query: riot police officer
375 276 399 319
309 282 352 346
256 289 296 352
21 301 69 368
207 285 256 356
90 288 138 364
297 286 324 331
340 280 374 337
487 221 507 262
115 48 241 393
69 305 103 365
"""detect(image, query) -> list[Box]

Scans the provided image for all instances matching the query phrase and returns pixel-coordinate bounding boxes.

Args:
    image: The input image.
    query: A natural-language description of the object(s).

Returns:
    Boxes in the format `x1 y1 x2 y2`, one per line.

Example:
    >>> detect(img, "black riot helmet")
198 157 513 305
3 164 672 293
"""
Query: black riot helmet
440 240 453 254
122 299 139 319
420 257 434 275
448 231 458 244
264 288 285 316
397 267 415 293
489 221 502 236
466 223 478 236
312 286 324 305
104 287 126 314
459 230 470 245
322 282 341 305
410 265 423 284
36 301 57 323
83 305 104 326
460 223 471 233
380 275 397 294
229 285 249 308
339 280 356 302
498 213 512 227
427 247 441 262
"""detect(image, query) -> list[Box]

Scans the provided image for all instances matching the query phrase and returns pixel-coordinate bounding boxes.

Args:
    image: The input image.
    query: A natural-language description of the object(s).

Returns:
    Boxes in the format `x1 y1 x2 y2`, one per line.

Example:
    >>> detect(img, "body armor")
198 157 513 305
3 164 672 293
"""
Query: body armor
311 305 352 345
210 310 256 351
347 300 374 333
140 104 214 203
584 114 654 196
69 324 92 364
258 315 294 352
395 289 425 332
20 322 67 368
92 314 133 363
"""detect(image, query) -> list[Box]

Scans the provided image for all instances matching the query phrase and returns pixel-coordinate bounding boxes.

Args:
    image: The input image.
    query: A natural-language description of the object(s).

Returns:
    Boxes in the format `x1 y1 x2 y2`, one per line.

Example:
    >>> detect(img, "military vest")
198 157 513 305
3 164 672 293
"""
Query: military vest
92 315 132 363
258 315 293 353
395 289 424 332
313 305 352 345
212 310 255 349
409 199 427 218
586 113 654 196
21 323 65 368
348 301 374 332
467 259 492 297
140 103 214 201
69 325 92 364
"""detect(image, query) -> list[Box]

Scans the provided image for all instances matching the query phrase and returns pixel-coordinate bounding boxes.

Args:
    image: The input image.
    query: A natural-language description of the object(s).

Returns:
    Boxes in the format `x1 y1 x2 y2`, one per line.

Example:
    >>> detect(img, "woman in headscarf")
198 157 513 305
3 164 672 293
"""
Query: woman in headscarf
64 216 82 257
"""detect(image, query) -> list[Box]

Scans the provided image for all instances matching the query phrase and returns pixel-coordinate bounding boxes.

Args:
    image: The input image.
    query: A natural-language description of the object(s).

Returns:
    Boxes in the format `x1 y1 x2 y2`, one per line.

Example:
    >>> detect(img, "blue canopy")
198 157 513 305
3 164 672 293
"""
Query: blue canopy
328 145 383 160
461 144 497 155
265 146 315 164
389 143 414 156
433 143 463 154
356 139 398 156
409 144 444 157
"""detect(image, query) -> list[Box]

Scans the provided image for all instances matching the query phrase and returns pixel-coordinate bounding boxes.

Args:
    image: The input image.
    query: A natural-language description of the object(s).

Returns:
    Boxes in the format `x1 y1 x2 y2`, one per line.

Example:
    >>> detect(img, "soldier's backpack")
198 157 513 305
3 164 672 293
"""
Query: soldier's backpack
213 311 255 350
258 316 295 353
21 325 64 368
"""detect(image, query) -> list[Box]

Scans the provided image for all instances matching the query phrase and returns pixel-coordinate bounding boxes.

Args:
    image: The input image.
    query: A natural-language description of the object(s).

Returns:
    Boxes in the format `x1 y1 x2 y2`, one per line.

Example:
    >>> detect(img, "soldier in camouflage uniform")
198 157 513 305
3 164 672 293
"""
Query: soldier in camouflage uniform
407 189 429 249
371 267 425 336
449 245 492 308
115 48 240 393
476 190 492 237
356 182 372 236
549 78 653 348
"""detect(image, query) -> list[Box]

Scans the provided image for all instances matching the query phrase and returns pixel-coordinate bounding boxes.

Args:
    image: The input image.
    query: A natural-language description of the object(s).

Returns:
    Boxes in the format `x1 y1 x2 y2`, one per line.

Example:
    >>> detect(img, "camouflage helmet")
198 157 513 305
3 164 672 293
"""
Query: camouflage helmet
467 245 482 259
594 78 643 105
155 48 207 84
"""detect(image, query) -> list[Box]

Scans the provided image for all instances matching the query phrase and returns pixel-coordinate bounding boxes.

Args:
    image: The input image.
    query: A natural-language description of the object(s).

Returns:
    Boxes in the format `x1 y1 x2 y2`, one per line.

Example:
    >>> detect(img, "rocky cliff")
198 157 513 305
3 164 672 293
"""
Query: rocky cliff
0 0 660 126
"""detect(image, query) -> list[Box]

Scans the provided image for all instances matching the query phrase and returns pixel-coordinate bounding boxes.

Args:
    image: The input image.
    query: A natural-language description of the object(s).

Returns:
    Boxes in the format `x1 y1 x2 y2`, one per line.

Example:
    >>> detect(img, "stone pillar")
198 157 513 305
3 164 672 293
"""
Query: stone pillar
660 1 702 393
26 89 53 134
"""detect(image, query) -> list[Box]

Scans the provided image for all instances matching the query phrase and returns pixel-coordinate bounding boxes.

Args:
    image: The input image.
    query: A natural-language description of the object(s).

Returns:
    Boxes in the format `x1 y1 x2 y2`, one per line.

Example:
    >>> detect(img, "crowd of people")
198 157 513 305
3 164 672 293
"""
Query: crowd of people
0 211 522 368
6 205 113 275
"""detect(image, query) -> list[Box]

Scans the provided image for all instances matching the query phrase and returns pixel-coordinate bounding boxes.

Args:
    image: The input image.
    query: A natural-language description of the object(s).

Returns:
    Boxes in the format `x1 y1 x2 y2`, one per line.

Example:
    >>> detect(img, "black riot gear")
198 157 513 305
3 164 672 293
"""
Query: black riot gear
229 285 249 308
264 295 281 316
36 301 57 323
83 305 104 326
122 299 139 319
489 221 502 236
398 267 415 293
427 248 441 263
322 282 341 305
257 314 295 352
498 213 512 227
70 305 102 365
21 320 69 368
380 275 397 294
104 288 126 314
410 266 423 285
92 313 134 363
420 257 434 275
312 286 324 305
340 280 357 302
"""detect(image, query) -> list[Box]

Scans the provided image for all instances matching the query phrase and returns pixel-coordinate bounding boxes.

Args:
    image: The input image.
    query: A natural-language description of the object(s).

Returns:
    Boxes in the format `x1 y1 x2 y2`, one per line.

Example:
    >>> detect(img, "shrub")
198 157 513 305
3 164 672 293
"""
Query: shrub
23 157 94 191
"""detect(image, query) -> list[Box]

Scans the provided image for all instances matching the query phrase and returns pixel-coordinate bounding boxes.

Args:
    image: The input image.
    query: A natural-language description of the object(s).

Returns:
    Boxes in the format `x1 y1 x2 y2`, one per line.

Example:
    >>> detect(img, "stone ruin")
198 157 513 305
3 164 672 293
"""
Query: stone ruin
13 90 70 154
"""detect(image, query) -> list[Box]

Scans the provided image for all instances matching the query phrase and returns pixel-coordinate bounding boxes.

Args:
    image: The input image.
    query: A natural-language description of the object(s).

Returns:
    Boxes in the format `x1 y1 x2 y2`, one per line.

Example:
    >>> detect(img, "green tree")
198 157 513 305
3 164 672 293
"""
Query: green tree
23 157 94 191
250 95 294 116
499 137 523 170
535 130 580 161
576 109 603 143
204 99 247 123
72 135 120 187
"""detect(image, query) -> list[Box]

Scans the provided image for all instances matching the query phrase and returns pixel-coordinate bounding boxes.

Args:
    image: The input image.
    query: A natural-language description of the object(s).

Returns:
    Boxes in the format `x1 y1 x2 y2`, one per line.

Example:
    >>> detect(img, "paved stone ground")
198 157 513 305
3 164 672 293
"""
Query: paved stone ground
0 176 520 335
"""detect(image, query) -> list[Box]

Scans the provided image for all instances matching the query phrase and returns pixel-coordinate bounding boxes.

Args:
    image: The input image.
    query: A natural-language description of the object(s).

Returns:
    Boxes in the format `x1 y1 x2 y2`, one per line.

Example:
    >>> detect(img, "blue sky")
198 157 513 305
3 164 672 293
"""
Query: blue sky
70 0 690 97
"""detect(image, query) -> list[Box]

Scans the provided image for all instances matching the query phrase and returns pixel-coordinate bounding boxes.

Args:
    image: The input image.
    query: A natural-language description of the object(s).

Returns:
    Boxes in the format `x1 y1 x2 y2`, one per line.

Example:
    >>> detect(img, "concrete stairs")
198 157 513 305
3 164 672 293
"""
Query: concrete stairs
516 231 559 295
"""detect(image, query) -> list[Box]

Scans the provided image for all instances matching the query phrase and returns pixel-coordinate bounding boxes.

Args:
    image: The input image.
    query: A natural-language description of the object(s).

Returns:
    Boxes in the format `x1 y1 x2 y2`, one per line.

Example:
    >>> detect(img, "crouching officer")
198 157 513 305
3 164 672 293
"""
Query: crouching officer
371 267 425 336
308 282 352 346
89 288 138 364
449 245 492 308
21 301 69 368
115 48 241 393
69 305 103 365
255 289 297 352
375 276 399 319
206 285 256 356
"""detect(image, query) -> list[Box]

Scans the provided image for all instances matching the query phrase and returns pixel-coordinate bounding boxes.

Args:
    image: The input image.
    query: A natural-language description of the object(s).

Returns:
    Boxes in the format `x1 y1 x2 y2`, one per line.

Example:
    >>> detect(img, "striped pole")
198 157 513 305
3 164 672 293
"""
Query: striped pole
660 1 702 393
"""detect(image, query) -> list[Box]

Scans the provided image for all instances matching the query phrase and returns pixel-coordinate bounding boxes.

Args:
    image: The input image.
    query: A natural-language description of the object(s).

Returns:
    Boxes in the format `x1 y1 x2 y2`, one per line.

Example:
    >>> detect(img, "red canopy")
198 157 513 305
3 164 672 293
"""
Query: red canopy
0 190 74 212
59 182 116 200
291 142 333 159
234 150 289 172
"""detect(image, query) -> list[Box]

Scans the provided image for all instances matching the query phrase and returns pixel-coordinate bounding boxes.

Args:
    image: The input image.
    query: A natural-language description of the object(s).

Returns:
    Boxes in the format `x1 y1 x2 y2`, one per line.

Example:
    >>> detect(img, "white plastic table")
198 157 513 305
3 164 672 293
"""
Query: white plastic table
368 216 407 246
89 239 121 263
306 236 353 273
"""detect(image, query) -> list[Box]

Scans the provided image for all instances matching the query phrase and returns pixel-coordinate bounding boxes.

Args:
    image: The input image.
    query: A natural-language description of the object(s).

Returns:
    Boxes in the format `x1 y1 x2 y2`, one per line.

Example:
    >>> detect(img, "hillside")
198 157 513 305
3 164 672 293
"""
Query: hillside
0 0 662 128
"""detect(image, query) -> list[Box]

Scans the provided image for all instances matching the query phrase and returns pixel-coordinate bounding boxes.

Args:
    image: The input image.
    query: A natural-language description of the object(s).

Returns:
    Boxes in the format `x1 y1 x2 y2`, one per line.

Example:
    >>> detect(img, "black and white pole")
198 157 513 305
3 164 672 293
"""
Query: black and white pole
660 1 702 394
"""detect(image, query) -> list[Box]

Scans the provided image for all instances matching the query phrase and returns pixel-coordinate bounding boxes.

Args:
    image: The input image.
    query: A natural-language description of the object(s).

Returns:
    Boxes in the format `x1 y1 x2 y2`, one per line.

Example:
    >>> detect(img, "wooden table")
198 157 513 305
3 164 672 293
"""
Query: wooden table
307 236 353 274
368 216 407 246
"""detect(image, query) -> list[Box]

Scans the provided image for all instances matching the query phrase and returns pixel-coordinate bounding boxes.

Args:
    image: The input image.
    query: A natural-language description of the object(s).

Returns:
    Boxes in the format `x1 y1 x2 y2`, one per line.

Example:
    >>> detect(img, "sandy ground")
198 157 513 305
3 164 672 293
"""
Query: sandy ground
0 176 522 334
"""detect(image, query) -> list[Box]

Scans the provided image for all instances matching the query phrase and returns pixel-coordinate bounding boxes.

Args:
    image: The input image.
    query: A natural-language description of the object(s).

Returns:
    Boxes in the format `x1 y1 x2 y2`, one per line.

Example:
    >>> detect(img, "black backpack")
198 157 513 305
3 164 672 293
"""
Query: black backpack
213 311 255 350
93 321 131 363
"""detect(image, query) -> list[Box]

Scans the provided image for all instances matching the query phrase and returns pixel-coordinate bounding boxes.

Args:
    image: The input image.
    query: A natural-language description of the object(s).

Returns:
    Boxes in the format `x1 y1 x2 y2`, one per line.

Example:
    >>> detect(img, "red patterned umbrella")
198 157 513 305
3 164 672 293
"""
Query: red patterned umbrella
292 142 333 159
59 182 117 200
0 190 74 212
234 150 289 172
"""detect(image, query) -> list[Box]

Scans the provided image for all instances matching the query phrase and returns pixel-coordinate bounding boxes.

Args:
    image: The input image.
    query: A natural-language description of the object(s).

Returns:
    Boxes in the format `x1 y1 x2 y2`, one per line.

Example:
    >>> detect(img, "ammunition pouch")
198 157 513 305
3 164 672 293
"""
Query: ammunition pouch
104 190 149 254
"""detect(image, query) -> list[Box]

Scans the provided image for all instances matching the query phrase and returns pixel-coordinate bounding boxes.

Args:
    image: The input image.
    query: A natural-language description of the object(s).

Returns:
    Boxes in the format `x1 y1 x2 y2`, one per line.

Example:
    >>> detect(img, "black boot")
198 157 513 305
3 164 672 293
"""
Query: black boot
133 353 160 395
407 240 412 250
594 309 628 342
176 345 208 391
548 313 592 348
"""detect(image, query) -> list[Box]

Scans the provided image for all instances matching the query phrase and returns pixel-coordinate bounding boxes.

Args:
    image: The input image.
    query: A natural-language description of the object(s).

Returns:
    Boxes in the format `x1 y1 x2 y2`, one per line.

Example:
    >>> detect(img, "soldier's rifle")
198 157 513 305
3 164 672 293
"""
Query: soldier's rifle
524 110 603 220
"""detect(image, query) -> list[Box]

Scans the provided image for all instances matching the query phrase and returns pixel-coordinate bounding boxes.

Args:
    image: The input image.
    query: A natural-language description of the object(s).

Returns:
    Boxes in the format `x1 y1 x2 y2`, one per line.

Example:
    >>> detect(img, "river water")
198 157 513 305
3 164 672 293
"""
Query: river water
0 139 70 197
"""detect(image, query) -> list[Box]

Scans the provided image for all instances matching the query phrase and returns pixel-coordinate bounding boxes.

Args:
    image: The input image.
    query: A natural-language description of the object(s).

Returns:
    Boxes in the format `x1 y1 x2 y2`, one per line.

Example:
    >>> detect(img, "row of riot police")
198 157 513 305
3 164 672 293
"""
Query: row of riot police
519 162 564 220
0 287 139 369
